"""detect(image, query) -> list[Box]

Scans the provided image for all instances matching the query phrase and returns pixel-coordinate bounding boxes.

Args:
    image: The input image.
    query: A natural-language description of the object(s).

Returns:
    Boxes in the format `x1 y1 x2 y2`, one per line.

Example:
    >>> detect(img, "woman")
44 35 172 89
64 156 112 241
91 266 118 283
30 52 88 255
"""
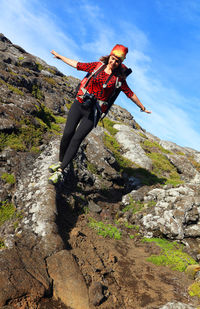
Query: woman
48 44 151 185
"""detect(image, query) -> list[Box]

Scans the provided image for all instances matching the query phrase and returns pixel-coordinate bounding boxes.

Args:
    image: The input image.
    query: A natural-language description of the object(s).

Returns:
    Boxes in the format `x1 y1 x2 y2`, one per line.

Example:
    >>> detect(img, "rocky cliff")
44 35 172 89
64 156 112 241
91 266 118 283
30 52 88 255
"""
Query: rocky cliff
0 34 200 309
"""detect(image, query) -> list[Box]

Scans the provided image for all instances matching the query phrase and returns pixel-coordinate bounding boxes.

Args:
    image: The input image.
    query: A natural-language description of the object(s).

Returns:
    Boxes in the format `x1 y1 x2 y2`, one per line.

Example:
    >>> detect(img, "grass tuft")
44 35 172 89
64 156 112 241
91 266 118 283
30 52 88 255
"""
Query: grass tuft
1 173 16 185
88 218 122 240
143 237 196 272
99 118 119 135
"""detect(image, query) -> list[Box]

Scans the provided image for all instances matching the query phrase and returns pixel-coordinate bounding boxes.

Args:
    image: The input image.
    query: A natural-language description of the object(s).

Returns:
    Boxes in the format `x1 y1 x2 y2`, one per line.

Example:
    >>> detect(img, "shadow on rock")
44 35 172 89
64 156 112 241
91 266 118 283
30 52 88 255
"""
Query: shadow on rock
55 167 81 249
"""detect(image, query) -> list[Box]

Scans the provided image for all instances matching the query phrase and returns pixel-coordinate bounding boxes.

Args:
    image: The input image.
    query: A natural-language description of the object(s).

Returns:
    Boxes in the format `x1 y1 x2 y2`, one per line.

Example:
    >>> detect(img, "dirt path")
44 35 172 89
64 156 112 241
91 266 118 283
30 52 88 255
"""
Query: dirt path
68 214 199 309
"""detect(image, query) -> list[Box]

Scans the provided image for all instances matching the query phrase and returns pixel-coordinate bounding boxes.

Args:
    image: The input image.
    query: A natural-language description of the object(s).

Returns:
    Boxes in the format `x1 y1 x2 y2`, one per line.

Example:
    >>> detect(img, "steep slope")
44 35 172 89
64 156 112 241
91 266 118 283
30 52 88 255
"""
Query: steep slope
0 34 200 308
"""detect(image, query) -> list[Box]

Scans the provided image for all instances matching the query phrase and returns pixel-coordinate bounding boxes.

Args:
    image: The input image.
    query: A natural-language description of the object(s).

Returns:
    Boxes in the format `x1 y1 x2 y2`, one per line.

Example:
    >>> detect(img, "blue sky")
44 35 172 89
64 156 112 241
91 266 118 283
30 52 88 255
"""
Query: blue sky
1 0 200 151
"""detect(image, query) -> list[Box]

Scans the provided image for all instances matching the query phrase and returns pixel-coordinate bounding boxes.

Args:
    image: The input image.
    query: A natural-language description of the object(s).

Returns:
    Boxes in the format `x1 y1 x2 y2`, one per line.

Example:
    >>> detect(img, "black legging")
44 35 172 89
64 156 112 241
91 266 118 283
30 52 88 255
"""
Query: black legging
59 100 99 171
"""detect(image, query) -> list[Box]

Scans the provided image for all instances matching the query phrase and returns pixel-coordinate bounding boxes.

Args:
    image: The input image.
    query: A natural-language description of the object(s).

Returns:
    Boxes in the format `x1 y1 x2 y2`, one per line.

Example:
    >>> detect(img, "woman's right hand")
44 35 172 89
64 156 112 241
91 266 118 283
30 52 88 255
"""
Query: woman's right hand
50 51 78 68
51 50 60 59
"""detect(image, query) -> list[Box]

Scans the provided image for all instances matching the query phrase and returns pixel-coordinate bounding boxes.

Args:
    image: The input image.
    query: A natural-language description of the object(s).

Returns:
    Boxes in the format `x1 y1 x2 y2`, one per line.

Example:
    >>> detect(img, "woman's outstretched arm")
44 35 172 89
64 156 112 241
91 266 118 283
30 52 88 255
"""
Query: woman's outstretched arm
51 50 78 68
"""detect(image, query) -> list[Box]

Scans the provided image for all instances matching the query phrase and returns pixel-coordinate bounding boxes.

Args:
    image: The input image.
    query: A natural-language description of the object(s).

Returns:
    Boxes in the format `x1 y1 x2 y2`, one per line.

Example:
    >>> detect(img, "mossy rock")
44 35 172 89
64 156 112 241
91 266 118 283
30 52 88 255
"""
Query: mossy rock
185 265 200 279
99 118 119 135
143 238 197 272
188 281 200 298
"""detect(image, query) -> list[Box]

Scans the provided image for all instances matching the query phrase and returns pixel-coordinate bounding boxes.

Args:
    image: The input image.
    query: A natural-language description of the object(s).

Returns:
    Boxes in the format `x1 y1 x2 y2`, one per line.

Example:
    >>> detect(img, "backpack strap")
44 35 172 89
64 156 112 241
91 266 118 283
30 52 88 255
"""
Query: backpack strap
76 62 106 99
82 62 106 89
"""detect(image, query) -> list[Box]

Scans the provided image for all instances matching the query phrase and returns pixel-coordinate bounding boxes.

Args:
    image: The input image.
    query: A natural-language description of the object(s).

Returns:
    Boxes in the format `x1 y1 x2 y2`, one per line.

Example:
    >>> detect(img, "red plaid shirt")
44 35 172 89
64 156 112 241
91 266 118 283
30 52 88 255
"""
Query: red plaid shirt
76 62 134 111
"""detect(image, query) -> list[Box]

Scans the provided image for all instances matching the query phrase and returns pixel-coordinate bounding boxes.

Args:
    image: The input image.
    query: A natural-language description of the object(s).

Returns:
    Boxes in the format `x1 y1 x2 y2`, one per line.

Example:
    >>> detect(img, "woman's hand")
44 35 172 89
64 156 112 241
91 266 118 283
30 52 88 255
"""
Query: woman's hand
130 94 152 114
51 50 60 59
50 50 78 68
141 108 152 114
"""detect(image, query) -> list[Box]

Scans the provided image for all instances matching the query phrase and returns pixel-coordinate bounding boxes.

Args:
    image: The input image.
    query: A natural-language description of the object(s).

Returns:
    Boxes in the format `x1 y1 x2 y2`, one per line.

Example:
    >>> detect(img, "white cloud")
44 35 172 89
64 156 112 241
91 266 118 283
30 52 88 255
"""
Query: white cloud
0 0 79 74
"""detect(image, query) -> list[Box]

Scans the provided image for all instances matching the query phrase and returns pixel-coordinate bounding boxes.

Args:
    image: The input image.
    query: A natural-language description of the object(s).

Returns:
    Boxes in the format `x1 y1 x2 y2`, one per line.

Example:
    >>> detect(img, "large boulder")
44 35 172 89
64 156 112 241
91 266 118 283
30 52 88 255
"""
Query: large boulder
47 250 90 309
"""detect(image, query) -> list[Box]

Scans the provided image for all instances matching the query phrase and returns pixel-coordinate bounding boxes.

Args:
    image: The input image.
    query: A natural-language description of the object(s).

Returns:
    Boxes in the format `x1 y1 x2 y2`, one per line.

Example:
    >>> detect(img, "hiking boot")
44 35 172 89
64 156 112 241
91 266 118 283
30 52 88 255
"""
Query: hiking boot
48 162 61 173
48 171 62 185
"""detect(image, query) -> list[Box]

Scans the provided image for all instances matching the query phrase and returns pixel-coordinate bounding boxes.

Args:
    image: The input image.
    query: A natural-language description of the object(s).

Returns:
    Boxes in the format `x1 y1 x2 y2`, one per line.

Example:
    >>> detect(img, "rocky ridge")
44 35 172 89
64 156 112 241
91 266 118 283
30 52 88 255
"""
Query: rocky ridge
0 34 200 308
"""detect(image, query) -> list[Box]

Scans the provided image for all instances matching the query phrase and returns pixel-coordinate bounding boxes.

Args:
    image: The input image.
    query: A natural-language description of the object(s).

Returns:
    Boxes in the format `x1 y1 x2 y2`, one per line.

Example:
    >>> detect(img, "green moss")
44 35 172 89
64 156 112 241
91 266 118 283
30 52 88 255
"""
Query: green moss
88 218 122 240
19 120 46 148
103 132 134 173
148 153 174 173
18 56 24 61
8 84 24 96
122 198 145 214
175 151 185 156
13 213 23 230
147 153 184 186
122 196 156 214
33 104 63 135
188 281 200 298
34 103 55 126
143 238 197 272
165 178 184 186
47 68 56 74
87 162 98 175
43 77 57 86
122 198 156 214
0 132 25 151
10 71 17 76
135 122 142 130
65 98 73 110
124 222 135 229
0 239 6 249
139 132 147 138
30 146 40 153
147 200 157 207
50 123 61 132
54 116 66 124
0 104 61 151
0 78 24 96
1 173 15 185
99 118 119 135
139 139 183 186
32 85 44 100
36 62 44 71
188 155 200 172
0 201 16 225
141 139 172 154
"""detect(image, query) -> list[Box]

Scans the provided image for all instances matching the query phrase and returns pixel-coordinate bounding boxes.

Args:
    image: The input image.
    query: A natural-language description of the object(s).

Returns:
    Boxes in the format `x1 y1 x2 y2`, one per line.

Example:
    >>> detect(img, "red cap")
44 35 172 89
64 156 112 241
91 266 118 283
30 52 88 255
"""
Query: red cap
110 44 128 61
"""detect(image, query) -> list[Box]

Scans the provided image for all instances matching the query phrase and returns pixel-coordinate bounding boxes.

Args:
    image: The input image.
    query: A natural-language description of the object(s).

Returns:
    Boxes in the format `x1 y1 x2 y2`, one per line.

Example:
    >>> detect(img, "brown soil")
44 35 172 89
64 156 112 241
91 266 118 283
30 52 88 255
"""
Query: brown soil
67 213 199 309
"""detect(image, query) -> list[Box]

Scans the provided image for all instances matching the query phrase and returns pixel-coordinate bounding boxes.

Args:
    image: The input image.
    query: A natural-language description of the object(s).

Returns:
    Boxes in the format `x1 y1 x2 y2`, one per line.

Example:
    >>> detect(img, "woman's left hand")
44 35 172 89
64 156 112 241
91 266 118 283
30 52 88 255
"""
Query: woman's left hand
130 94 152 114
142 108 151 114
